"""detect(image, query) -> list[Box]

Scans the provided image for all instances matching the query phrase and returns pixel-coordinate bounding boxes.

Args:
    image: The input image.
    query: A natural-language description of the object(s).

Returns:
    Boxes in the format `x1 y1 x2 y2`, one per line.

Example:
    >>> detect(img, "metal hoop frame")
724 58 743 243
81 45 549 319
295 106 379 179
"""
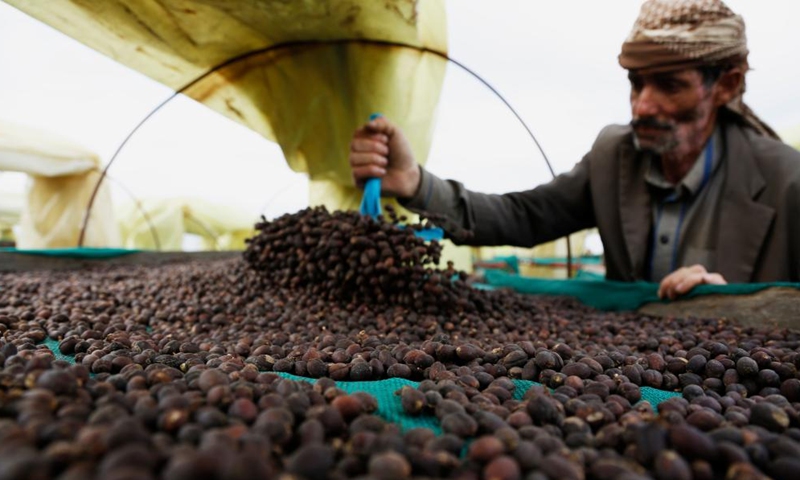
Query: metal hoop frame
78 38 572 275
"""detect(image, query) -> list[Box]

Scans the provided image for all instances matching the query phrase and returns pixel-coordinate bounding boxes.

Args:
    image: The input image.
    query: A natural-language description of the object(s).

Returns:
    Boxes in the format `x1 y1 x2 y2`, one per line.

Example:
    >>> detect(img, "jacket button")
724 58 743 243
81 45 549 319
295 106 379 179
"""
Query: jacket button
659 234 670 245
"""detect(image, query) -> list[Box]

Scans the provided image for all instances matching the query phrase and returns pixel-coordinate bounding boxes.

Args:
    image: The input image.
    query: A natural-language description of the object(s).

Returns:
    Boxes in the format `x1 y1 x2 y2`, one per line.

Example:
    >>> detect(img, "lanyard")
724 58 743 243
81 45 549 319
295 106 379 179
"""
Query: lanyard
648 138 715 276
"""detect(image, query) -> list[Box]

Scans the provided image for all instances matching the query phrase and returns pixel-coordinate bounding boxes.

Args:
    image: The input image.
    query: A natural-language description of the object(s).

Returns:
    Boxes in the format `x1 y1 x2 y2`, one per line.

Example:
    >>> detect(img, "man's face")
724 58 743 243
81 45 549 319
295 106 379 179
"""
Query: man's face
629 69 718 156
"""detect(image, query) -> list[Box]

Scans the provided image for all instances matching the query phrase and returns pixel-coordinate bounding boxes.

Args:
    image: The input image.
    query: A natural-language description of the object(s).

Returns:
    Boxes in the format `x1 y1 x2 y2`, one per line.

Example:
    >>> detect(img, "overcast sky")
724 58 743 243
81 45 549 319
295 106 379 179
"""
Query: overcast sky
1 1 799 224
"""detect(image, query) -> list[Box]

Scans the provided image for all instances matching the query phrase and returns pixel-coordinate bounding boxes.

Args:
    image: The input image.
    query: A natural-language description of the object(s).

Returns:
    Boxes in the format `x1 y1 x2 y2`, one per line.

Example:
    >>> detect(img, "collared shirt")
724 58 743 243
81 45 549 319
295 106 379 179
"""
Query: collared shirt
645 125 726 281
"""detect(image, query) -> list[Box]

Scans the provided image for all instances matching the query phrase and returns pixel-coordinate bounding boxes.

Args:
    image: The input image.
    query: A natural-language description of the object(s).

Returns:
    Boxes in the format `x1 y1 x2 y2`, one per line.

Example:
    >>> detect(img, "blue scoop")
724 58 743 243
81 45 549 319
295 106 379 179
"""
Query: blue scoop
359 114 444 241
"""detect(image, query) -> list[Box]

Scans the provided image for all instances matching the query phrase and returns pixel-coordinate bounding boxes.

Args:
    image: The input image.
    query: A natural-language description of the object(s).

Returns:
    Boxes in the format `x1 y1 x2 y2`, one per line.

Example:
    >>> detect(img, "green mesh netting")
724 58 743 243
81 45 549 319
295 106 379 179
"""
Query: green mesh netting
37 340 680 433
639 386 684 407
277 373 443 434
0 247 140 258
275 375 678 431
509 379 676 412
42 337 78 364
483 270 800 311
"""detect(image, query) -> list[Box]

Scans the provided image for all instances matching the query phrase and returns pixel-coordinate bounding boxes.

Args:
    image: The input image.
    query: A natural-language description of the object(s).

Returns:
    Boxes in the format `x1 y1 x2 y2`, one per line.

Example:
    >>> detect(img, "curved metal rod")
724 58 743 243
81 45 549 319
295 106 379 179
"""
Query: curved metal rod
78 38 571 275
90 168 162 250
257 179 302 218
183 214 221 251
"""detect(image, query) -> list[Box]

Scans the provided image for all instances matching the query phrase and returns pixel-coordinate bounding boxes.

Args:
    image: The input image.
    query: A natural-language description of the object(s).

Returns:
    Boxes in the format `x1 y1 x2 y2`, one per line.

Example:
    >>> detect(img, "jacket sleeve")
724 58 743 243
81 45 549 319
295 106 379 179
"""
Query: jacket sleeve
402 156 596 247
787 177 800 281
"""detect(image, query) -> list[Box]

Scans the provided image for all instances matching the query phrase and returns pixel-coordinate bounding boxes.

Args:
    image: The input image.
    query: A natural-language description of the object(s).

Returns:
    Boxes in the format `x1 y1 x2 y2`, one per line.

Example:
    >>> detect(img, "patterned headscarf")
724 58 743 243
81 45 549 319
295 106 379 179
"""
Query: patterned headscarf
619 0 778 138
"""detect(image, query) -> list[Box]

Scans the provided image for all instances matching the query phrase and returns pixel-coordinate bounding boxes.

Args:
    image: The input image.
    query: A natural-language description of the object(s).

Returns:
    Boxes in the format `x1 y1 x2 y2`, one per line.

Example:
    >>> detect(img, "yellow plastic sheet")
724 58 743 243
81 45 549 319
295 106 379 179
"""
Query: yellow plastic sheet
782 125 800 151
0 121 120 248
117 197 257 251
0 191 22 244
5 1 447 185
5 1 477 266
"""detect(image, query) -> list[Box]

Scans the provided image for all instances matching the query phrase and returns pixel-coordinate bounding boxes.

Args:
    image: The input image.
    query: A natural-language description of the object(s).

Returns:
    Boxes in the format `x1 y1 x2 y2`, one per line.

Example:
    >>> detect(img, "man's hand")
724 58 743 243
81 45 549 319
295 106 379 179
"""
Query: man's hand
349 116 421 199
658 264 727 300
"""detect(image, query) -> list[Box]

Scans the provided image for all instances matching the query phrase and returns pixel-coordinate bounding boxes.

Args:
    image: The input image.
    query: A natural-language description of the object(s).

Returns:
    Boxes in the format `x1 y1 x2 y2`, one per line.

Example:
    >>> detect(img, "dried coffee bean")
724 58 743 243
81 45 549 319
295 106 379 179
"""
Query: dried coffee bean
736 357 759 377
387 363 412 379
398 386 427 416
668 424 717 461
306 358 328 378
686 410 724 431
3 205 800 480
368 451 411 479
526 394 564 427
331 394 364 420
468 435 506 463
441 412 478 438
539 453 583 480
749 402 789 432
483 455 521 480
227 398 258 424
284 444 335 480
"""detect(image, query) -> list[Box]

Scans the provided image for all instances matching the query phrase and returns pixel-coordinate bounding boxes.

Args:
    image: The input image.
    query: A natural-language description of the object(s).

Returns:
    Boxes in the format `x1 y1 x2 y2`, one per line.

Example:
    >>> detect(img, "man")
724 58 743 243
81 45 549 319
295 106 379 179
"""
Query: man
349 0 800 299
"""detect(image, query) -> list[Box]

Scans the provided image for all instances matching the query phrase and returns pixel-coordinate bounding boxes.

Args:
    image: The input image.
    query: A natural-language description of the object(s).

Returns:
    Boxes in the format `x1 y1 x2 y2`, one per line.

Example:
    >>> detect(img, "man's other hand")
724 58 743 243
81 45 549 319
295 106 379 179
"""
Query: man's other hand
658 264 727 300
349 116 421 199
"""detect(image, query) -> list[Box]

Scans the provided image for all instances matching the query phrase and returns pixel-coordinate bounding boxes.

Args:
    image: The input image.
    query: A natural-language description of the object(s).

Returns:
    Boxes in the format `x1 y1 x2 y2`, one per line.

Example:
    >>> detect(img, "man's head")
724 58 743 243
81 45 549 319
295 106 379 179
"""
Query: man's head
627 62 743 156
619 0 776 155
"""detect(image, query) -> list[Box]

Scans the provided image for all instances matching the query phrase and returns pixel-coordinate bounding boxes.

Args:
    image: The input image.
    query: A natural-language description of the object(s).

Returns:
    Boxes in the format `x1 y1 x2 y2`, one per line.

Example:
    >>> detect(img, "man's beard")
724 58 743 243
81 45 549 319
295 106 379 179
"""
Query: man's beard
631 118 679 155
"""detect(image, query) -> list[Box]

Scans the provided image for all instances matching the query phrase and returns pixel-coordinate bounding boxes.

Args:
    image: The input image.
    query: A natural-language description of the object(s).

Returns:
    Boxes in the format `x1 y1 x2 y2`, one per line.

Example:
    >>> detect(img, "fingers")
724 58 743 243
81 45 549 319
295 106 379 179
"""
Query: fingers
657 265 703 298
351 137 389 155
670 271 707 299
704 273 727 285
351 165 387 186
352 117 394 142
350 124 391 189
350 152 388 168
349 116 418 196
364 115 395 136
658 264 727 300
657 280 671 300
350 150 388 187
352 127 389 144
675 272 726 296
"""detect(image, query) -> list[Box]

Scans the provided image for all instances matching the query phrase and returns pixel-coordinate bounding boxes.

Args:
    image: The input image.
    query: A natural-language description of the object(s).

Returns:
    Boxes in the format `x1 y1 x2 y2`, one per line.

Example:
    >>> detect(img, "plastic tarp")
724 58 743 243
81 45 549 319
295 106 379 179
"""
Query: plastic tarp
0 247 138 259
0 191 22 242
783 125 800 151
474 230 593 279
477 255 607 284
117 197 257 250
5 1 475 261
0 121 120 248
2 3 447 205
484 270 800 312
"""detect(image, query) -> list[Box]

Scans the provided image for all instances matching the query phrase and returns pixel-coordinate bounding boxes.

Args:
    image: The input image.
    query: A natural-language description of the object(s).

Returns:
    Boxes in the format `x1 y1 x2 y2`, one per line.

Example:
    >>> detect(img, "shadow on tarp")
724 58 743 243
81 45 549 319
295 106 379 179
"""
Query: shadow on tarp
482 270 800 312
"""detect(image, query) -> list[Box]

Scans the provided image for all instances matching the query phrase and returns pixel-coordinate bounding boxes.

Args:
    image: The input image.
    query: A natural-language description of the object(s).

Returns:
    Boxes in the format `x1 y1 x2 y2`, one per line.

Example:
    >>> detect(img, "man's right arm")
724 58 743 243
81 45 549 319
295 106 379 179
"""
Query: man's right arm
349 116 596 248
402 161 596 247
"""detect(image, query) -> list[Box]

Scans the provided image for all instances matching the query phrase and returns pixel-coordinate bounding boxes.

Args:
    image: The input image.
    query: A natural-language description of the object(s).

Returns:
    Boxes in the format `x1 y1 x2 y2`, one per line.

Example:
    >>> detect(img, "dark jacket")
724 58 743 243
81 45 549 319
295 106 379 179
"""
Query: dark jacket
407 120 800 282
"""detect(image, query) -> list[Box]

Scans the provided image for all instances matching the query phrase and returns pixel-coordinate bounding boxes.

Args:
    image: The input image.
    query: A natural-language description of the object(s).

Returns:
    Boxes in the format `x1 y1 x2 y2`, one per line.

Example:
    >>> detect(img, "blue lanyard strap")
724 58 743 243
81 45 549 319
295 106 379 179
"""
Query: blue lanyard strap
359 178 383 218
697 138 714 193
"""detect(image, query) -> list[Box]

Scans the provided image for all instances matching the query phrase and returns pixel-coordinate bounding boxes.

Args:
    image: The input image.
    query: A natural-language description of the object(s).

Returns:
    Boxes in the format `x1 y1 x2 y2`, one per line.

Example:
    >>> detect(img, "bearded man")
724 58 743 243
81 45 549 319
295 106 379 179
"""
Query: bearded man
348 0 800 299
